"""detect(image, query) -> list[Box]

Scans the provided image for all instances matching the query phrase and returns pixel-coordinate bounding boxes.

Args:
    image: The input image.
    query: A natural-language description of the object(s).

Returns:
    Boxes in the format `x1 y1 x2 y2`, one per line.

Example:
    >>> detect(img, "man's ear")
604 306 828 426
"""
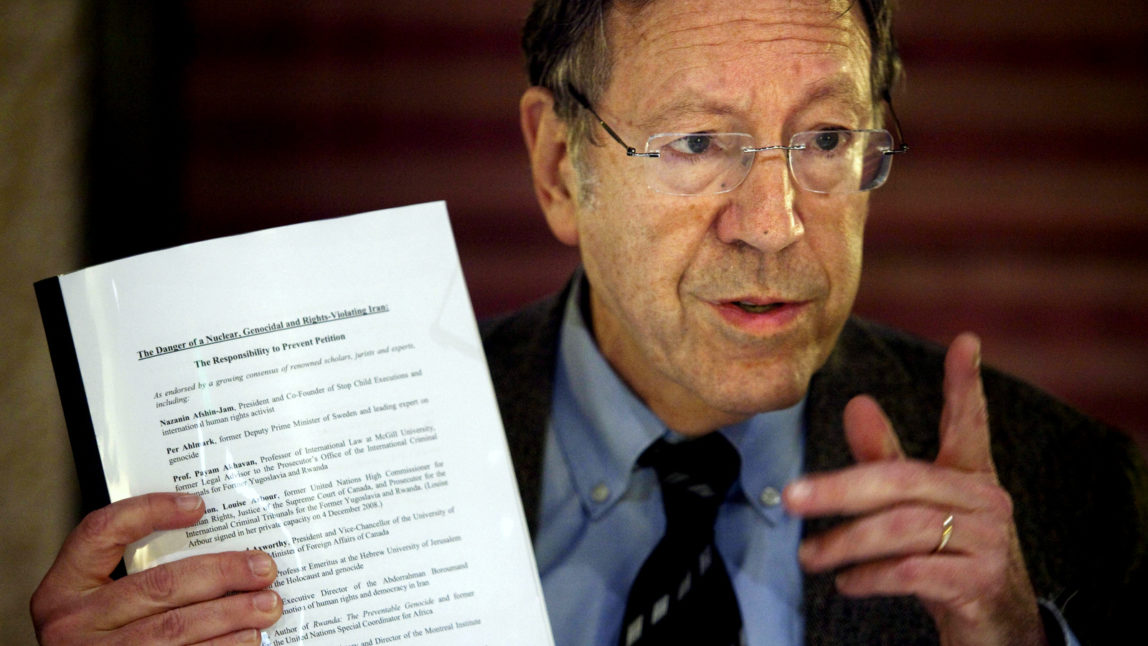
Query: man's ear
520 86 579 246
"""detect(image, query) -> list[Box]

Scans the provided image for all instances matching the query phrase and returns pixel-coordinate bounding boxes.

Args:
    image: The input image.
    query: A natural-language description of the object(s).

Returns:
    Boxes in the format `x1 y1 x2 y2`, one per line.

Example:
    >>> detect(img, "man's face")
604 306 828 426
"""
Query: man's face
567 0 874 433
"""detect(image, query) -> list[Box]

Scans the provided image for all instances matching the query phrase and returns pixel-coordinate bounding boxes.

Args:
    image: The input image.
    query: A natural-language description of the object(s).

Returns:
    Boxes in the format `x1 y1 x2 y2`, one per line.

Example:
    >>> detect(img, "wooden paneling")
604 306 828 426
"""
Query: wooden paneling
178 1 1148 445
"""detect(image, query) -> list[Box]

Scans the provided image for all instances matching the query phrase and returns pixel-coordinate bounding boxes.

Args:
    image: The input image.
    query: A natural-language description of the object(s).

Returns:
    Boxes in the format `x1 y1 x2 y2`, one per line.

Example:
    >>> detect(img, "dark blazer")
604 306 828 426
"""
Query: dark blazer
480 287 1148 645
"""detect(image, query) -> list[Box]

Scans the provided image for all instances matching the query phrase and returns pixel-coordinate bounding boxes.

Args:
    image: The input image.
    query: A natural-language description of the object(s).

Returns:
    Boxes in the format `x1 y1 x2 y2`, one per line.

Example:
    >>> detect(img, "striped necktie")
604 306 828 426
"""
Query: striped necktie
619 433 744 646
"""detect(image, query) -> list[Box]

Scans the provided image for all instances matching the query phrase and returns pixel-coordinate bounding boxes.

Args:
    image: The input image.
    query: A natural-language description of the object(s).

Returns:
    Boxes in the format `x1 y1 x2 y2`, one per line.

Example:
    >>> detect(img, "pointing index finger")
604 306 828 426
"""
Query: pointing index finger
937 332 995 473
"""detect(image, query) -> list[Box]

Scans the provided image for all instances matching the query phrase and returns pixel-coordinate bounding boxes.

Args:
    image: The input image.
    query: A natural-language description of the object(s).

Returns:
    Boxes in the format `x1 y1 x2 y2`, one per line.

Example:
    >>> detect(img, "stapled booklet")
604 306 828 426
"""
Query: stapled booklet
35 202 554 645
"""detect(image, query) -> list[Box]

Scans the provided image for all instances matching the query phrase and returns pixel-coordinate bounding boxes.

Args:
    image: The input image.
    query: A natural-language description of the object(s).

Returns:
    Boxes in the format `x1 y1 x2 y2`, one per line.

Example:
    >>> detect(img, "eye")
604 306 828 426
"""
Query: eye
812 131 842 152
667 134 714 155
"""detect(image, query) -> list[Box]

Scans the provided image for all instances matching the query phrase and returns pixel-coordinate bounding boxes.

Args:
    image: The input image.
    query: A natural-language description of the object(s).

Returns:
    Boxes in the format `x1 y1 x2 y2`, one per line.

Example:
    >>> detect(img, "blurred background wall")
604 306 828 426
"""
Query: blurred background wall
3 1 1145 642
1 0 84 641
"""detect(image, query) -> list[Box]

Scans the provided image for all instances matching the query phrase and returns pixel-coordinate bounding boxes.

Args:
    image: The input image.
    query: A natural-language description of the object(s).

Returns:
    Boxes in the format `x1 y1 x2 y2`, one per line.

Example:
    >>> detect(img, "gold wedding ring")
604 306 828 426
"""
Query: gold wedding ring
935 514 954 553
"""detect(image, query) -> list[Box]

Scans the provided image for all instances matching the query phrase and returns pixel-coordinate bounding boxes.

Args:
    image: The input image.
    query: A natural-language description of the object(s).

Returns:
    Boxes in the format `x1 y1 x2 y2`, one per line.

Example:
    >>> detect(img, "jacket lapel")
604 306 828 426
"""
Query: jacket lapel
480 286 568 537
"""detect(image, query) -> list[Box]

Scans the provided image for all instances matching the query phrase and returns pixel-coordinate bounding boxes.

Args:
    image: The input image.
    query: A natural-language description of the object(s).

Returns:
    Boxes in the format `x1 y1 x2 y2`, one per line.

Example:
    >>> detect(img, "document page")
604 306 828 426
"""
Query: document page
53 203 552 645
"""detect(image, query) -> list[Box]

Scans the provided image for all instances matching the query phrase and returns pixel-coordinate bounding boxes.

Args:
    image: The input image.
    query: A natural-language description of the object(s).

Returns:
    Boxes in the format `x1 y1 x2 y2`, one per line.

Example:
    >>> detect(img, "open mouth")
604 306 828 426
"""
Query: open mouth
731 301 785 314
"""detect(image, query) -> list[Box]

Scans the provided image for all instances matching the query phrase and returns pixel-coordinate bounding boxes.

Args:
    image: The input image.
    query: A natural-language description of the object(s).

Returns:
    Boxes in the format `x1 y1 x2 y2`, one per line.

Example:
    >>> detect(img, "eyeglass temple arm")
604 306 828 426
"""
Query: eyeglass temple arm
567 84 660 158
883 90 910 156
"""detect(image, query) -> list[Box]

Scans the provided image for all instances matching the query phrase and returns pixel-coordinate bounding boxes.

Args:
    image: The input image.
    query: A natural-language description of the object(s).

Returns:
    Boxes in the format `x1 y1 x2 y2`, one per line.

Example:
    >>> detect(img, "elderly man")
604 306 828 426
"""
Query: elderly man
32 0 1146 644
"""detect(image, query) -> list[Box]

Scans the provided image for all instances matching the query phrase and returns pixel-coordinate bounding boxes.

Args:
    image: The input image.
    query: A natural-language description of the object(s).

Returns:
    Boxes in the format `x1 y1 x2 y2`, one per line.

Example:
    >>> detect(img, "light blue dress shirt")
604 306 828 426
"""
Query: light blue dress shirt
531 279 1079 646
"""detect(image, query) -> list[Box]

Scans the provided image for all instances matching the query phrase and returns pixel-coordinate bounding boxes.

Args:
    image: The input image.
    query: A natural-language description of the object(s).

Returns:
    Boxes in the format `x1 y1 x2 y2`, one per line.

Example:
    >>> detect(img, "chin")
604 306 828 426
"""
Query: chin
703 345 828 416
728 387 807 417
699 370 811 419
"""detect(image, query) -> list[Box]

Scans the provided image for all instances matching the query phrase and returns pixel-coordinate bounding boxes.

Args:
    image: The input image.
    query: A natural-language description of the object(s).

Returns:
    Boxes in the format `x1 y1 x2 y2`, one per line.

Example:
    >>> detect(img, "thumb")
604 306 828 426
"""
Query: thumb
843 394 905 463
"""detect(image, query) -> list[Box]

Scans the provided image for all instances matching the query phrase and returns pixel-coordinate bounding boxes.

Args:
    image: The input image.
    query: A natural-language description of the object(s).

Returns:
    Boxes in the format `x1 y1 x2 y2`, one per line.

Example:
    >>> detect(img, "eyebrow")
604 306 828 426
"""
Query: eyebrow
638 100 740 132
795 77 870 115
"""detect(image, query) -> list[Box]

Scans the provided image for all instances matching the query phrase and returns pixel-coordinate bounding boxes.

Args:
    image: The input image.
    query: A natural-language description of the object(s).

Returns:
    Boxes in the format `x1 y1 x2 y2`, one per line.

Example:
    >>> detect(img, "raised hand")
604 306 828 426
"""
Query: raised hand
784 333 1048 646
32 492 282 645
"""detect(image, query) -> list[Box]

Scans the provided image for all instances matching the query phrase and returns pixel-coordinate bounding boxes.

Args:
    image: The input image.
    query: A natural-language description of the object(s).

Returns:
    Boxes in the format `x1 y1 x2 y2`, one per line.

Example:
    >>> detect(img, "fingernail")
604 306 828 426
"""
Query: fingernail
785 480 811 506
236 628 262 644
249 552 275 577
175 494 202 511
253 590 279 612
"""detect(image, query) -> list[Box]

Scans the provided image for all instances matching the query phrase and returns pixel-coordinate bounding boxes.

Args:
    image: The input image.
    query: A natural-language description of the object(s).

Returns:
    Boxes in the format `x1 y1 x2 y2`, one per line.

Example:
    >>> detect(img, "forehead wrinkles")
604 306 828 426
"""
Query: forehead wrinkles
606 1 870 111
622 0 860 41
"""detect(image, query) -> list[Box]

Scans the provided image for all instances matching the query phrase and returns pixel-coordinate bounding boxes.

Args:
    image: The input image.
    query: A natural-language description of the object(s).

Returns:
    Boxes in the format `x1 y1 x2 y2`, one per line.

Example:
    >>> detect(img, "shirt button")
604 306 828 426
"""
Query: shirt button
759 486 781 507
591 483 610 503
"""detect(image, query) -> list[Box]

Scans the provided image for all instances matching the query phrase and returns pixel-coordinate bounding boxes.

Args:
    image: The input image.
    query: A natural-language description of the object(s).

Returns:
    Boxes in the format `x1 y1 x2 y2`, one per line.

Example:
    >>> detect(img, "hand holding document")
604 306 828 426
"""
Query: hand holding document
35 202 554 645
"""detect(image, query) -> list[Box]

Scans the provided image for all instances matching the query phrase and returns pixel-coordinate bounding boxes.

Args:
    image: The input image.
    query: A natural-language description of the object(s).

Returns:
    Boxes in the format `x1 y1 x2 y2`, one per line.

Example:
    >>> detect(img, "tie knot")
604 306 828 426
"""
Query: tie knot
639 434 741 518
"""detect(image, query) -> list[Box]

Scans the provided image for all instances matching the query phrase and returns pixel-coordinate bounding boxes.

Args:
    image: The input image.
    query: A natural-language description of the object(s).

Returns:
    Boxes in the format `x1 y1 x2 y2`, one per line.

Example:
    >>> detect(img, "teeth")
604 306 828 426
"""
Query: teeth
734 301 781 314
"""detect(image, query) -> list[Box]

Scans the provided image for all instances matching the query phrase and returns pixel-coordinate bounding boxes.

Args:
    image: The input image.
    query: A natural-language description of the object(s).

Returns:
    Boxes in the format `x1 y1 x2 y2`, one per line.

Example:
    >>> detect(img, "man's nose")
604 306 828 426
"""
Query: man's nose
713 153 804 253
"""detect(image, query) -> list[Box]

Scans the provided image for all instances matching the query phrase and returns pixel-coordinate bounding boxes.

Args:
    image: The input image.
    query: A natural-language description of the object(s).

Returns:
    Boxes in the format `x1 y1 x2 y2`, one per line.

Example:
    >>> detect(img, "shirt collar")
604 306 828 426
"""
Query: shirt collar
551 275 805 521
